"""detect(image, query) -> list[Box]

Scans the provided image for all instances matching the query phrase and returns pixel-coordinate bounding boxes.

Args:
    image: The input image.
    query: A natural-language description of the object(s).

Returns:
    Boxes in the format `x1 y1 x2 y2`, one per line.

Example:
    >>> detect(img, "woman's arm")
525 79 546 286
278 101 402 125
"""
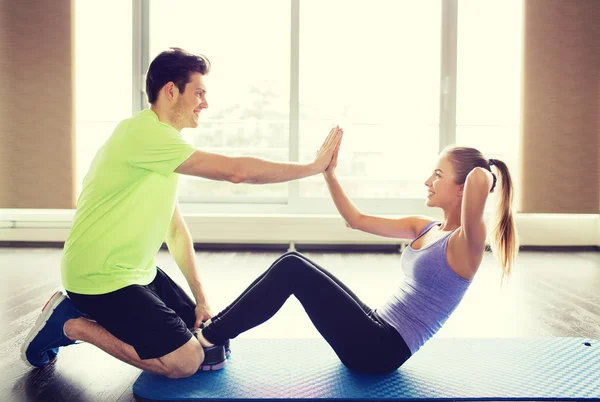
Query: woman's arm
323 136 432 240
459 167 494 250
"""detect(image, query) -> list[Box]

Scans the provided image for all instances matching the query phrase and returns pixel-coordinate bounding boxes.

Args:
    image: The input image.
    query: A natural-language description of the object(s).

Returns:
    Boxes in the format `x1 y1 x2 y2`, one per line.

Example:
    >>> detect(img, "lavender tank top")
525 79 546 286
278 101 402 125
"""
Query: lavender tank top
377 221 472 354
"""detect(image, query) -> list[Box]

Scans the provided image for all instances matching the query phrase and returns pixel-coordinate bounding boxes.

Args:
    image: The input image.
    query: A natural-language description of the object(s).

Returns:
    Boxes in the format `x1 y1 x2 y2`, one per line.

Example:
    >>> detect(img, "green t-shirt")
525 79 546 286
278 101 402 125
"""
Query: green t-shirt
61 109 195 295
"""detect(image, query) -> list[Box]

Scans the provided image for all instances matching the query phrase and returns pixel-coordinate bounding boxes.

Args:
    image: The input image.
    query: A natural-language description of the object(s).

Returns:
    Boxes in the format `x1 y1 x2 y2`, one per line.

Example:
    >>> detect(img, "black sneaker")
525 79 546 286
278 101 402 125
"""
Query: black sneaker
199 344 226 371
224 339 231 358
199 321 231 358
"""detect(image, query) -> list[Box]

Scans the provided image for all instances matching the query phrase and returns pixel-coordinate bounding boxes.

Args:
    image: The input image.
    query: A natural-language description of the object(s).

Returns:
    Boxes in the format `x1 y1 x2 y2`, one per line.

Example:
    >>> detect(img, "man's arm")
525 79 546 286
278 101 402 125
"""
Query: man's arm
175 150 319 184
165 200 210 328
175 126 342 184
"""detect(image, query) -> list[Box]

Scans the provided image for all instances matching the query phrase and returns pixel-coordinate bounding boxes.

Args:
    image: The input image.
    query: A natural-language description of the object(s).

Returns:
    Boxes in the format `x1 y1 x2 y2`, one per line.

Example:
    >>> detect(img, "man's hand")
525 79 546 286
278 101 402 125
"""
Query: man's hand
324 128 343 179
313 126 343 173
194 303 213 331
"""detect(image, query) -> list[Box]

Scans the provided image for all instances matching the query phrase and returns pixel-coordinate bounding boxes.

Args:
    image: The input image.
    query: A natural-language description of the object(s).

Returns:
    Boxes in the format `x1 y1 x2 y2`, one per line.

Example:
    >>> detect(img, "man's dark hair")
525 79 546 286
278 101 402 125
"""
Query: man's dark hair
145 47 211 104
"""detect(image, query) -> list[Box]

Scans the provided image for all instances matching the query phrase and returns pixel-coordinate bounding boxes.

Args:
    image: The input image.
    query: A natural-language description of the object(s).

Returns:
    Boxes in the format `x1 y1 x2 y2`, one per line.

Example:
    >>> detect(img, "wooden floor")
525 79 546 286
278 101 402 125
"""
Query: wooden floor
1 247 599 402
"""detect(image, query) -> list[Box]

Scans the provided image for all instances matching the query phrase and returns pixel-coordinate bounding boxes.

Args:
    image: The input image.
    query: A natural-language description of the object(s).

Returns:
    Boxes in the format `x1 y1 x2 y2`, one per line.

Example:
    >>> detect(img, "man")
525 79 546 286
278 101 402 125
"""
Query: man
21 48 342 379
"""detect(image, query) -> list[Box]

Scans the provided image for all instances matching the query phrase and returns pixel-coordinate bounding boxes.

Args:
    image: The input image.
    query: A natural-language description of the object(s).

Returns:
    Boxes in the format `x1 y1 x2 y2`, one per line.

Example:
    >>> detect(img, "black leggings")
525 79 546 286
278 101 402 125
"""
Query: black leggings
203 251 411 373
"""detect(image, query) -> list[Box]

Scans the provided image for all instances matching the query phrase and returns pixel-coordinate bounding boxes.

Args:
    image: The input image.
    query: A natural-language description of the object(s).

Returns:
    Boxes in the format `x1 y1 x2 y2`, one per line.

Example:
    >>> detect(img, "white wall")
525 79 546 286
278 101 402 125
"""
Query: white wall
1 210 598 247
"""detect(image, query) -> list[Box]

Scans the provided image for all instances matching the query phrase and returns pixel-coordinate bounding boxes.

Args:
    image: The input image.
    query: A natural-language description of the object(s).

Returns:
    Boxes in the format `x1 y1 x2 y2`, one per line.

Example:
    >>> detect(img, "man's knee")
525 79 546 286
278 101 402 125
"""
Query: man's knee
161 338 204 379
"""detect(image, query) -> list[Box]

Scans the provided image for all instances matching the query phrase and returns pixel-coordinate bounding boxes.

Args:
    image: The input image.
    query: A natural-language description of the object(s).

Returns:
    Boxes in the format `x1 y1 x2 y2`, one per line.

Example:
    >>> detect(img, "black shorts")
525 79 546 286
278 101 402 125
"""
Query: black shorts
67 267 195 360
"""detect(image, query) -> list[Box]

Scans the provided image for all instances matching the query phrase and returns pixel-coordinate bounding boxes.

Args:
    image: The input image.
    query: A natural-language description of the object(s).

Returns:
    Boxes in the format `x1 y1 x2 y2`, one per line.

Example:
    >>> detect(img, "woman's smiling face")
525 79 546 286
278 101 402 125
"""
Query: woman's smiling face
424 154 463 208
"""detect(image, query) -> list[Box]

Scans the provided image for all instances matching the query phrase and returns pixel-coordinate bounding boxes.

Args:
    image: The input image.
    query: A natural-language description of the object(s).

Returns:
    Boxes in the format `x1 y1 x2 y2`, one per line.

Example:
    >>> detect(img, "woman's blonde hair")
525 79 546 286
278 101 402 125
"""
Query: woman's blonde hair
443 146 519 279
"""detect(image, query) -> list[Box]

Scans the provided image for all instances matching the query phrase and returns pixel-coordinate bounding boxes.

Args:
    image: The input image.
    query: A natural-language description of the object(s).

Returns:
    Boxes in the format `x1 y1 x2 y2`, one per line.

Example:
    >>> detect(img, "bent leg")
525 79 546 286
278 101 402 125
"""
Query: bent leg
203 254 404 371
210 251 371 324
64 317 203 378
286 251 370 311
67 281 204 378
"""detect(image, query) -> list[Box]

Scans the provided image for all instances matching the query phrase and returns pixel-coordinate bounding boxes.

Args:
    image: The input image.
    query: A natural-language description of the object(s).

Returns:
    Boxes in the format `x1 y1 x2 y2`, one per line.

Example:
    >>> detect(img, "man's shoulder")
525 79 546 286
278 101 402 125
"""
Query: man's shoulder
127 109 157 128
126 109 175 135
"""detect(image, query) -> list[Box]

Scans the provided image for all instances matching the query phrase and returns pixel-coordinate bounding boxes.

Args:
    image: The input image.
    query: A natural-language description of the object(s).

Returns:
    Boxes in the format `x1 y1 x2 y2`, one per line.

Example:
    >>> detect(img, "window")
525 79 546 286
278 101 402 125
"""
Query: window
150 0 290 201
298 1 441 200
75 0 522 214
456 0 522 181
75 0 132 198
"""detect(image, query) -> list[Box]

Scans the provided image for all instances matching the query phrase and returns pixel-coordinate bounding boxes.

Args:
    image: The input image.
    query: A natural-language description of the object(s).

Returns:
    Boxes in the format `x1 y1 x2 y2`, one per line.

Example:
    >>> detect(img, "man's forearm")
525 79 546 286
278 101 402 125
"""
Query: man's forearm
165 227 206 304
236 157 319 184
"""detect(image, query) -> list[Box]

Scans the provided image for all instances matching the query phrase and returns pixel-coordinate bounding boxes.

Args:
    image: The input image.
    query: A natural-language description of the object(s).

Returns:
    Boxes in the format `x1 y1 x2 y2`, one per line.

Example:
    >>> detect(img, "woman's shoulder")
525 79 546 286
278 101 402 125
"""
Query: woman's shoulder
412 216 440 237
447 225 486 279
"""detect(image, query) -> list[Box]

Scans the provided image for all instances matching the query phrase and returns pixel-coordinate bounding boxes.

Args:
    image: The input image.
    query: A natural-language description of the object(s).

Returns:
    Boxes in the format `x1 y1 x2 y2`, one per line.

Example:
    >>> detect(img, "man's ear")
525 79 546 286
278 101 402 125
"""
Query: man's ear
458 184 465 197
163 82 178 102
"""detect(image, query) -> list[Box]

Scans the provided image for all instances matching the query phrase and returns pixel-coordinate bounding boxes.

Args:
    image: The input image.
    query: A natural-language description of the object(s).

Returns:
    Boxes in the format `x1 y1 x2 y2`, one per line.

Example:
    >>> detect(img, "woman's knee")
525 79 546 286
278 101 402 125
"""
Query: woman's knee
283 251 322 268
272 253 308 276
266 251 301 272
283 250 303 258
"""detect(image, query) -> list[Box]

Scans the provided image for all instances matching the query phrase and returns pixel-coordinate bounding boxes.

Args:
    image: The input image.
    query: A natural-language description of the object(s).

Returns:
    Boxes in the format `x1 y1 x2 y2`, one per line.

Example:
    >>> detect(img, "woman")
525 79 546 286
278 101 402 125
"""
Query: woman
197 132 518 373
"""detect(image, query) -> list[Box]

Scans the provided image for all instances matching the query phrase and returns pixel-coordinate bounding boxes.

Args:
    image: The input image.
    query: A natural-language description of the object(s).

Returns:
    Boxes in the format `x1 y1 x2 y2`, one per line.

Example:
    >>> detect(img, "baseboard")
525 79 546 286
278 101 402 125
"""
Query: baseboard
1 241 597 253
514 213 599 247
518 245 599 252
1 210 598 247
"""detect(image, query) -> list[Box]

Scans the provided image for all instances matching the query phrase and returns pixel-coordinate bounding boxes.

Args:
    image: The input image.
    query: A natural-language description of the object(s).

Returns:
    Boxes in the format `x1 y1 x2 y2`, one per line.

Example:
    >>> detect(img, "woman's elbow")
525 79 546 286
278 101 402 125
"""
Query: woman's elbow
467 167 488 180
466 167 491 187
345 216 361 230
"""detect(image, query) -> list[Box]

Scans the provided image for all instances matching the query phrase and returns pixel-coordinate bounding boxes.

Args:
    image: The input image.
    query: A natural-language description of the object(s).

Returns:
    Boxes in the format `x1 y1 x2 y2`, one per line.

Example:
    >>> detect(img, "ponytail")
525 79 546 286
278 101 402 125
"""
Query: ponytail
488 158 519 280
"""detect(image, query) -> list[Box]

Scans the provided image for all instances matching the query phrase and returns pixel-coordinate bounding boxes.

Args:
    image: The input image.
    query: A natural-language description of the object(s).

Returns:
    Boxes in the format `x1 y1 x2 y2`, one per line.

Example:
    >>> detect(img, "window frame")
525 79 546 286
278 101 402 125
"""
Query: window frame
132 0 459 216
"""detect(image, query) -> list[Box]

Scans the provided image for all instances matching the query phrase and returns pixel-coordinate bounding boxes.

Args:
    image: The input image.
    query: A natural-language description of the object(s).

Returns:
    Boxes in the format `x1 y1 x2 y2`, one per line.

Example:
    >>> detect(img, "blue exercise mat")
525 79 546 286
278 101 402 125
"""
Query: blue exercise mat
133 337 600 401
